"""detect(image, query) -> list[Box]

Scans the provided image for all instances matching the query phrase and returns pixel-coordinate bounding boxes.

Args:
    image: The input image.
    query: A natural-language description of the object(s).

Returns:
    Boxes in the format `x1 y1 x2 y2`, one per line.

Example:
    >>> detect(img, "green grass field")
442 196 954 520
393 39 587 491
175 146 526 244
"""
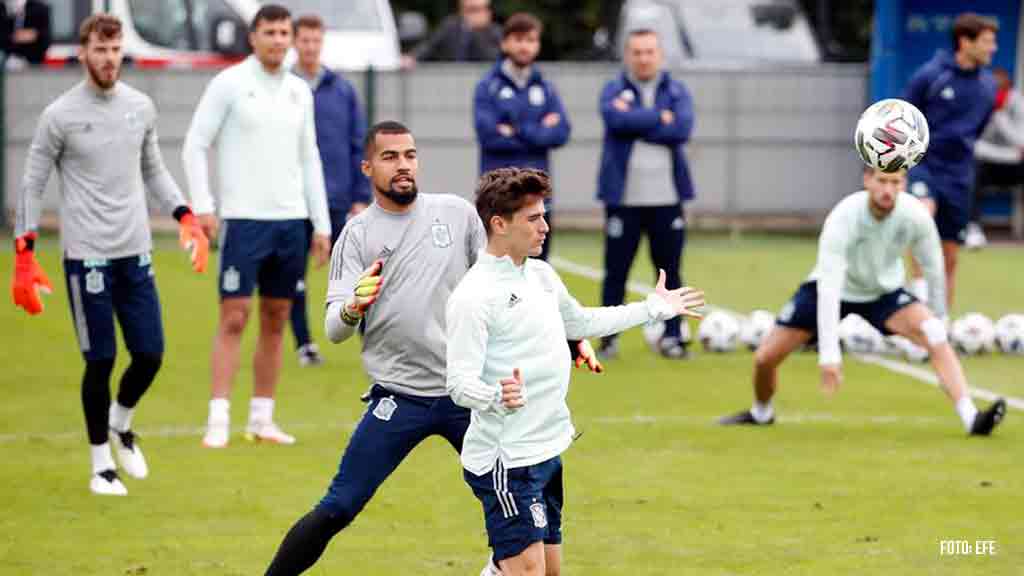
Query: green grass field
1 230 1020 575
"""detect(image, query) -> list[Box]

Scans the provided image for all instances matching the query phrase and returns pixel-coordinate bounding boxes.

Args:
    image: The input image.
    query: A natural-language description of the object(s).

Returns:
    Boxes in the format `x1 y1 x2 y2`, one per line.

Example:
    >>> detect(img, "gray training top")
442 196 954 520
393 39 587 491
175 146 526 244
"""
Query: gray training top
326 193 487 397
16 81 186 259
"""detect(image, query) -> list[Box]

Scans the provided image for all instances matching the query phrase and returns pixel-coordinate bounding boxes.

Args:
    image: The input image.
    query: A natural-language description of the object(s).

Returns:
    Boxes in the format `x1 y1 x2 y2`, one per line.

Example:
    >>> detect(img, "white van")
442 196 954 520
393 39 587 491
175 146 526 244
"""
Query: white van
45 0 400 70
617 0 821 66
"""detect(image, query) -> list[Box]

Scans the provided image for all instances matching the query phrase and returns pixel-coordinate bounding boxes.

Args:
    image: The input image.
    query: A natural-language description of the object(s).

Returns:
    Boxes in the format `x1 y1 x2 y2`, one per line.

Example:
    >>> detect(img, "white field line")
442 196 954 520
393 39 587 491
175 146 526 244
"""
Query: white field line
549 255 1024 411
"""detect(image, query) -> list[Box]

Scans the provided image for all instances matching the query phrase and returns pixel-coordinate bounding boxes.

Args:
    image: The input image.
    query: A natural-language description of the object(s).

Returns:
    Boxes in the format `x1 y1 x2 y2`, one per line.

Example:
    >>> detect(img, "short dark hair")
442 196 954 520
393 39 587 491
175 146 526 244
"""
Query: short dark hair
295 14 324 33
79 14 122 46
364 121 412 159
251 4 292 31
475 168 552 235
952 13 998 52
503 13 542 39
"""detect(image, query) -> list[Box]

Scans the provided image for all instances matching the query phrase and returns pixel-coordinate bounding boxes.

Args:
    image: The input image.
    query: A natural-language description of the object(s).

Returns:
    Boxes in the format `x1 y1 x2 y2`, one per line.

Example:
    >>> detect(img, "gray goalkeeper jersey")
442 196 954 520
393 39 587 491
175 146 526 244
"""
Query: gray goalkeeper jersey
15 81 186 259
326 193 486 397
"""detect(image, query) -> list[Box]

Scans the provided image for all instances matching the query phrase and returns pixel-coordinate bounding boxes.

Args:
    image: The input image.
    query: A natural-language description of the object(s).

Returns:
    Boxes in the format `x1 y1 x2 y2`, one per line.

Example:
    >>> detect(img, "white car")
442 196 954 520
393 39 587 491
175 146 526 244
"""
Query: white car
46 0 399 70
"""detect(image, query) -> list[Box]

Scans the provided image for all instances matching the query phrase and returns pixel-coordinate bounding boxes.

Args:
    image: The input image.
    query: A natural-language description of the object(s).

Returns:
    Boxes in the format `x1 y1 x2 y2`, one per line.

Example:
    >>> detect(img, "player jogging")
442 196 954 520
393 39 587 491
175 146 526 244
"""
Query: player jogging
446 167 704 576
12 14 209 495
719 167 1006 436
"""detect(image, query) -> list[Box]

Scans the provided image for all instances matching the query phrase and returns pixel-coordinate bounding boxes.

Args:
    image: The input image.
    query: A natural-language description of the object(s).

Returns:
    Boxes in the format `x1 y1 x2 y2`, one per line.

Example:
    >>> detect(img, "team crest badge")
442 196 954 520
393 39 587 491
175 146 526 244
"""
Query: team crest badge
499 86 515 100
373 396 398 421
85 268 104 294
529 503 547 528
607 216 624 239
620 89 635 103
124 111 141 130
431 222 452 248
528 85 546 106
223 266 240 293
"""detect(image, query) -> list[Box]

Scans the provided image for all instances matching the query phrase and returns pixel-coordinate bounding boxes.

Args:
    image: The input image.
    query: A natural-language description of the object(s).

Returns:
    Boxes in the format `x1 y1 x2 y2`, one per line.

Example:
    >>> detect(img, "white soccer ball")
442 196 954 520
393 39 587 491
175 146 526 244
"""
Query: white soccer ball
739 309 775 350
641 319 692 350
854 98 929 173
887 335 930 363
951 313 997 355
838 314 885 354
698 311 740 352
994 314 1024 355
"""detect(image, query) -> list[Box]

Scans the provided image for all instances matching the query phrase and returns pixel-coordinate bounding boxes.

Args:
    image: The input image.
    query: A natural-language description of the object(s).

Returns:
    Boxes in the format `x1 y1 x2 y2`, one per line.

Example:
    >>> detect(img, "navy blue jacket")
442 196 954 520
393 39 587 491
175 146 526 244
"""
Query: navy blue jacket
597 71 695 206
902 50 996 185
309 68 369 212
473 59 570 174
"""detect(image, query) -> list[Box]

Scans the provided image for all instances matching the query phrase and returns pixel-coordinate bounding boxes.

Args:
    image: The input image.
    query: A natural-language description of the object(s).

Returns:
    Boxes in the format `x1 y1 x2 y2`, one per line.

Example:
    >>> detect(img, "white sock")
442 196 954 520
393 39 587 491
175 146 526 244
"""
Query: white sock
751 400 774 423
208 398 230 425
909 278 928 303
956 396 978 431
109 402 134 433
249 397 274 425
91 443 116 474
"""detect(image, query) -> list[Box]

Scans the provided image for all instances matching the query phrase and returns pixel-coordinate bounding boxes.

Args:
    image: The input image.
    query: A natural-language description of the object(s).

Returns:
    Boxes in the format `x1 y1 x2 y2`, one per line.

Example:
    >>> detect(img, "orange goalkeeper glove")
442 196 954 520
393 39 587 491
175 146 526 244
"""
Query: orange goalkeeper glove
11 232 53 315
177 210 209 273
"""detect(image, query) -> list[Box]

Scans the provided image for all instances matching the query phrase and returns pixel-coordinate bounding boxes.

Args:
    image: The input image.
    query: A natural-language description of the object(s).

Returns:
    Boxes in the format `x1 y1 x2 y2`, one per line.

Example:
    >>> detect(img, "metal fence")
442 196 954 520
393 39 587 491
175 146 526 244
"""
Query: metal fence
3 63 870 227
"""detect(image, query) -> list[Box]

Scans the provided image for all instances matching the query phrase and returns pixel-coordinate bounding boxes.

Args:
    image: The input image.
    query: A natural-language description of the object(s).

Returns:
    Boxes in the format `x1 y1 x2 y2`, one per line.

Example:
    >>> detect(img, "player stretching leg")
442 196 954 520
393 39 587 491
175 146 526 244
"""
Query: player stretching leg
720 167 1006 436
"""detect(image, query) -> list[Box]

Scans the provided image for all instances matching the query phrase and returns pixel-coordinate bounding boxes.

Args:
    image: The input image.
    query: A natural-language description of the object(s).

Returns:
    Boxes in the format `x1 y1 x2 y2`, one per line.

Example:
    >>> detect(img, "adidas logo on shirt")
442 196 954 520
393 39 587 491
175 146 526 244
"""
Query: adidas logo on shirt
508 293 521 308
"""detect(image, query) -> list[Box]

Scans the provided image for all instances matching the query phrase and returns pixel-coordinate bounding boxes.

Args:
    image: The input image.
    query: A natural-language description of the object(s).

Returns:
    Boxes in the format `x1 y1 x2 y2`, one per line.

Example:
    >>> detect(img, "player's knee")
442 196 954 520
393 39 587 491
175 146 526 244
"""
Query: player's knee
919 317 948 348
220 308 249 336
129 352 163 379
311 501 355 535
753 346 780 370
83 357 116 383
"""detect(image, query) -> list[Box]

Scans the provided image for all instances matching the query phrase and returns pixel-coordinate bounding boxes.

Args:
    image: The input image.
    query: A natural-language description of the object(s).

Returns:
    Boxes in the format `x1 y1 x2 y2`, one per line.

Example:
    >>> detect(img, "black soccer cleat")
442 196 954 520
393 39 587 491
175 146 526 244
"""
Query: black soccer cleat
969 398 1007 436
718 409 774 426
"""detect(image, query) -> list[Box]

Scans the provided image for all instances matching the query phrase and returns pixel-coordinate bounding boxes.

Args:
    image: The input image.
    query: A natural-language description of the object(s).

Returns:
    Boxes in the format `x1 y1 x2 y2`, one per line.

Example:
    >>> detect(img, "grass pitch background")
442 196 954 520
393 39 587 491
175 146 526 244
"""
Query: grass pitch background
0 230 1020 575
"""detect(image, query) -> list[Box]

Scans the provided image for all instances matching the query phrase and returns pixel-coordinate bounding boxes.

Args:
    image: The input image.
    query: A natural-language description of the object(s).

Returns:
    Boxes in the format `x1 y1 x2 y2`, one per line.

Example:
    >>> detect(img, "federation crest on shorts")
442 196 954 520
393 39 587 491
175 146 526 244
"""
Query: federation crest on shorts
778 300 795 323
431 222 452 248
528 85 546 107
373 396 398 421
85 268 104 294
529 503 547 528
607 216 624 239
223 266 240 293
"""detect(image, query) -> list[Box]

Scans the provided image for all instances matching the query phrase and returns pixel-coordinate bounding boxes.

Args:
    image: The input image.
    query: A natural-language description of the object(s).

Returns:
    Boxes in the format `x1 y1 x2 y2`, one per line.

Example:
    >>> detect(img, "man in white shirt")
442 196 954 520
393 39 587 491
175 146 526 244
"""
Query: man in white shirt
182 4 331 448
719 167 1006 436
446 167 705 576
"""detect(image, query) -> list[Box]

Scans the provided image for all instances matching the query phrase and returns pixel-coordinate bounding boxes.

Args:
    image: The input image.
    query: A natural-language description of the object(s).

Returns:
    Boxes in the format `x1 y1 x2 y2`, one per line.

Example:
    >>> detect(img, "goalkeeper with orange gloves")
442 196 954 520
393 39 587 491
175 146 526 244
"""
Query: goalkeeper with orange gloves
11 14 208 496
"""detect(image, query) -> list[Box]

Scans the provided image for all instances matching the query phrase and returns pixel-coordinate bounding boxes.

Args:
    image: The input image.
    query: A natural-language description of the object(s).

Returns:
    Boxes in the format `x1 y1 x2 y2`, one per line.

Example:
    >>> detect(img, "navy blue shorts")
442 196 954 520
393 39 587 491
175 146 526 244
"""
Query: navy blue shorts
777 281 918 337
464 456 564 562
317 384 470 520
908 167 970 244
63 254 164 361
218 219 308 299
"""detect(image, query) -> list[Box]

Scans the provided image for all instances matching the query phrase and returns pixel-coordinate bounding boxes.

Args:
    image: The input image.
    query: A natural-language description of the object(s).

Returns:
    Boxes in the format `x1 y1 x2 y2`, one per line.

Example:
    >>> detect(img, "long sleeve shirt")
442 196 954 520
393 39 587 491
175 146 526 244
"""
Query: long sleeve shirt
446 253 675 475
324 194 486 397
809 191 945 366
182 56 330 235
16 81 186 259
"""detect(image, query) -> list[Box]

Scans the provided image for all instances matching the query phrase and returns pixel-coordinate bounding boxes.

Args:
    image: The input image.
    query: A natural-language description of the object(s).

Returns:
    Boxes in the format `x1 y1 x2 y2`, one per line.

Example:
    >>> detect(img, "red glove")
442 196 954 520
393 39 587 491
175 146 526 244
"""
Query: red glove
574 339 604 373
178 212 209 273
11 232 53 315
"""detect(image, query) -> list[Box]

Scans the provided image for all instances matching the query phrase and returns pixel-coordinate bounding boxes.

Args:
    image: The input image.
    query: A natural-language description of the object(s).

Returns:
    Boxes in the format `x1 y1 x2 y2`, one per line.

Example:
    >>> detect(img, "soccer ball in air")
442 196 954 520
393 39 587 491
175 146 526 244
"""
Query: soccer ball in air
698 311 740 352
739 310 775 350
994 314 1024 354
951 313 997 355
854 98 929 173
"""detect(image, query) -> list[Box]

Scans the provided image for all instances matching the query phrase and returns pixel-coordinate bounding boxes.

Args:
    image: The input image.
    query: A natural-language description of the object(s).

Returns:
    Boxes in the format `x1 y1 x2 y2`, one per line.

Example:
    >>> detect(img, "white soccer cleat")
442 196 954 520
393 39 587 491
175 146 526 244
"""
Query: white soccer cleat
964 222 987 250
202 417 230 448
90 469 128 496
244 421 296 445
109 429 149 479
